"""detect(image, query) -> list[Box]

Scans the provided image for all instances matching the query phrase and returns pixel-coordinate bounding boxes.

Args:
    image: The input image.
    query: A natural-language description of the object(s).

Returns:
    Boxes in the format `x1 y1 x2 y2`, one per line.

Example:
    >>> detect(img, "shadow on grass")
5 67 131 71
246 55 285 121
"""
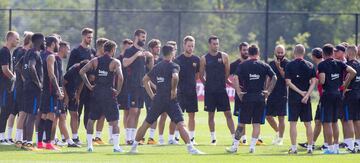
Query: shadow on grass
0 146 24 152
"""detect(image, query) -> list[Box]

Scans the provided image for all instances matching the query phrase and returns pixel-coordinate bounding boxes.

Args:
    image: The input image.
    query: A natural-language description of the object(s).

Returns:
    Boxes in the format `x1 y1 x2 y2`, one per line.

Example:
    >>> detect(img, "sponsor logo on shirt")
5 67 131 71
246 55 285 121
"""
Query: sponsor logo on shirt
218 58 222 63
193 62 197 67
249 74 260 80
331 73 339 80
157 76 165 83
98 70 108 76
296 75 300 78
355 76 360 82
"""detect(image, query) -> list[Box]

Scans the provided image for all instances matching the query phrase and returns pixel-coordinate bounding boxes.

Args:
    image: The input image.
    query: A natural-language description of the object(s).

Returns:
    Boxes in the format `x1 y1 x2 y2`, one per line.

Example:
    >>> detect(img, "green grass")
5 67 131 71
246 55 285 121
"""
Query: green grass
0 101 359 163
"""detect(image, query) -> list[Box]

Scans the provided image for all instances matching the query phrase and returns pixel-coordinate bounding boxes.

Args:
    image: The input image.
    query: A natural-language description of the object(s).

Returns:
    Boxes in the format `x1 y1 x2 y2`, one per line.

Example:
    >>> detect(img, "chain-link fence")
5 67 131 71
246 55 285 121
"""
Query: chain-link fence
0 8 359 62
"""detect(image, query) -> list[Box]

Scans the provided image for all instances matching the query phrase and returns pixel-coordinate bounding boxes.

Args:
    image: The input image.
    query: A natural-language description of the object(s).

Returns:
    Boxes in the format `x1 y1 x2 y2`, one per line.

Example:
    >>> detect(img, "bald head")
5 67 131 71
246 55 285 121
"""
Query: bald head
275 44 285 60
293 44 305 56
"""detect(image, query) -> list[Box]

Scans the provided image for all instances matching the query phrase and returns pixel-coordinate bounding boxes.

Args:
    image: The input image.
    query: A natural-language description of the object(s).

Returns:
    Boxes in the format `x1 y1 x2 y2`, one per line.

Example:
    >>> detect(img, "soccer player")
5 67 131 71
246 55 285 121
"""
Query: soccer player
229 42 249 145
123 29 153 145
266 45 289 145
143 39 161 145
21 33 45 151
226 44 277 153
36 36 63 150
12 32 33 146
66 28 95 145
80 40 124 153
343 45 360 153
299 48 327 150
319 44 356 154
129 44 203 155
157 41 180 145
199 35 235 145
64 60 89 144
49 41 80 148
90 38 109 145
174 36 200 145
0 31 20 145
285 44 317 154
114 38 133 144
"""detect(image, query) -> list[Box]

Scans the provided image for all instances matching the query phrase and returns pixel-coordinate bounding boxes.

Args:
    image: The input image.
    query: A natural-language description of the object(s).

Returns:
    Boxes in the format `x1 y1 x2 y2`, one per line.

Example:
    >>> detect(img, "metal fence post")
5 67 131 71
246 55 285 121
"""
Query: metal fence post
356 13 359 45
94 0 99 47
8 9 12 31
264 0 269 63
178 12 182 55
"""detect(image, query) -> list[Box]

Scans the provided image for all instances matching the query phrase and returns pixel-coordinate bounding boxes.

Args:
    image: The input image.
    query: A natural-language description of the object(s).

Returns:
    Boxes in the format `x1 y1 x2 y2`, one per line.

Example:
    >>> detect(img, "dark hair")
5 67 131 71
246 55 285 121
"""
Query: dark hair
32 33 44 42
59 41 69 48
162 45 174 56
148 39 161 49
248 44 259 56
322 44 334 57
122 38 133 45
311 47 323 59
238 42 249 51
81 28 93 36
103 40 117 53
134 29 146 37
45 36 59 47
208 35 218 44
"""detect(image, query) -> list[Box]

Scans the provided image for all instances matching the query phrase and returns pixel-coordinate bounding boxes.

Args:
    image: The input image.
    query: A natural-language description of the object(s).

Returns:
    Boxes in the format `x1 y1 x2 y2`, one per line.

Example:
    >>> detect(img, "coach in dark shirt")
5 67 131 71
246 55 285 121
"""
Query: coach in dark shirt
266 45 289 145
318 44 356 154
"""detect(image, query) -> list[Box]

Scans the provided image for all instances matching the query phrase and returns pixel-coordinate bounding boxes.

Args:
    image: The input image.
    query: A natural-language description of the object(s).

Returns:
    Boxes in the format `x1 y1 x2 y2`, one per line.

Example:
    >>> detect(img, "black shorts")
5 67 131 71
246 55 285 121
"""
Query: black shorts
178 93 198 113
90 88 119 122
239 101 265 124
288 102 312 122
23 87 41 115
145 97 184 124
233 95 241 116
204 91 230 112
117 86 128 110
314 101 321 121
320 94 341 123
126 87 144 109
266 97 287 117
343 99 360 121
67 96 78 112
144 89 152 112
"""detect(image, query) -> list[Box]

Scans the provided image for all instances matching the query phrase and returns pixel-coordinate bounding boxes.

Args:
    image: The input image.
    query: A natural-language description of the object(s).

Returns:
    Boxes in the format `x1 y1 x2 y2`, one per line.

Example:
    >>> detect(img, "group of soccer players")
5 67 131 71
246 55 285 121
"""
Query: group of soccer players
1 27 360 155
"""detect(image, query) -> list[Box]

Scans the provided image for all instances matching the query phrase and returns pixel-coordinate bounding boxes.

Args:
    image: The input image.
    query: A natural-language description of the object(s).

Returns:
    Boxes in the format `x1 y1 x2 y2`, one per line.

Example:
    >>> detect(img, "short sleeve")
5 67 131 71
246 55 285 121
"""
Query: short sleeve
285 63 292 79
195 57 200 73
266 64 275 78
317 62 325 74
0 49 10 66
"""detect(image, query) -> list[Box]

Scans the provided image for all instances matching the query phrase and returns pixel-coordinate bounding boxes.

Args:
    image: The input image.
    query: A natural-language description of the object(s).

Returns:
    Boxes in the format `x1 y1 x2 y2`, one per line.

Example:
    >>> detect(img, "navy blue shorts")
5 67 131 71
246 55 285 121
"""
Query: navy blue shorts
288 102 312 122
126 87 144 109
11 86 23 115
204 91 230 112
320 94 341 123
145 97 184 125
239 101 266 124
178 93 198 113
40 93 59 114
266 97 287 117
23 87 41 115
342 101 360 121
